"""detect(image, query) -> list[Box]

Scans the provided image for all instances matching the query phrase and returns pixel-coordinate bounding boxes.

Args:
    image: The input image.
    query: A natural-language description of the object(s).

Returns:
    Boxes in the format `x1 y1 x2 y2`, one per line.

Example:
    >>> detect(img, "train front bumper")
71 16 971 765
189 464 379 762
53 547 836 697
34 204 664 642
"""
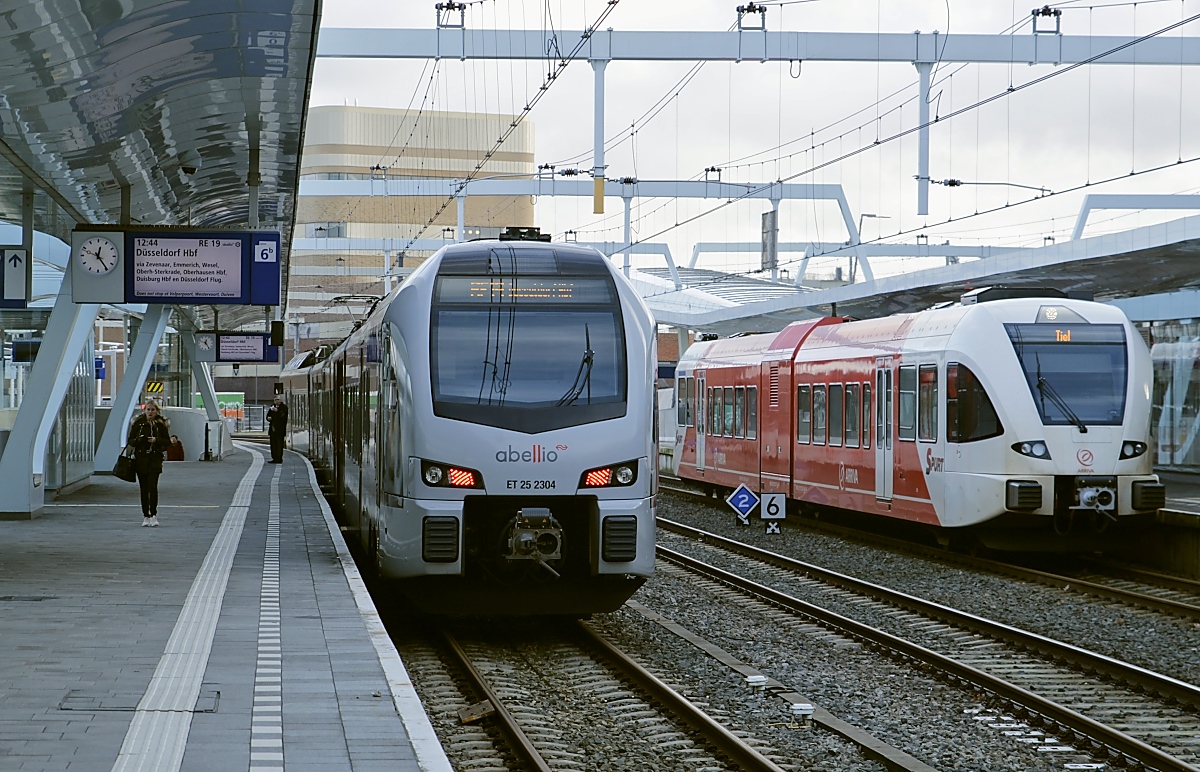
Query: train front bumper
376 495 656 580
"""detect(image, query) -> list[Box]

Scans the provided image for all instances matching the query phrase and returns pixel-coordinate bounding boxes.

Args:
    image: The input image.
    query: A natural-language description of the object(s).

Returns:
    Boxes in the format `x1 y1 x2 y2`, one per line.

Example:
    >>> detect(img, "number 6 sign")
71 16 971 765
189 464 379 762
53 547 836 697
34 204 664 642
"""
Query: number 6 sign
761 493 786 520
255 240 278 263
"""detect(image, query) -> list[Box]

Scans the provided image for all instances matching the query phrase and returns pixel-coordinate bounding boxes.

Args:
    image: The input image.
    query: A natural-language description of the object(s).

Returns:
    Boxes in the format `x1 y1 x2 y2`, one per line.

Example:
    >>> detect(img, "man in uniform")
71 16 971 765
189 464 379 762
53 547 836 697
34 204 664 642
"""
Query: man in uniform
266 394 289 463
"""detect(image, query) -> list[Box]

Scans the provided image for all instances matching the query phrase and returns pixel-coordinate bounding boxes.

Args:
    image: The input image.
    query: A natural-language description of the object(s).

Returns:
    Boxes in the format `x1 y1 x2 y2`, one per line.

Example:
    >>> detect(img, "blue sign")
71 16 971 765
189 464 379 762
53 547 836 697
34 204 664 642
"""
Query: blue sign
249 232 281 306
94 357 106 380
726 483 760 523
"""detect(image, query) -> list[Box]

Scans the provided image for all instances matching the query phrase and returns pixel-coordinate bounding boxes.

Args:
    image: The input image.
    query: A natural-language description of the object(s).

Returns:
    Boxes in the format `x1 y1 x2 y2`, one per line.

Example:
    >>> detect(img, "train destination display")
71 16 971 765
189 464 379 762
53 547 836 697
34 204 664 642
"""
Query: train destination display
131 235 244 300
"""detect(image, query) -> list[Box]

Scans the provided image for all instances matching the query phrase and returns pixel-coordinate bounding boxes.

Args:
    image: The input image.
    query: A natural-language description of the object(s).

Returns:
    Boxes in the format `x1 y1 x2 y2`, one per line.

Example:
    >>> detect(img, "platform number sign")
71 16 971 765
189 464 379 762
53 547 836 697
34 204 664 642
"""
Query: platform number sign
255 240 278 263
726 483 759 526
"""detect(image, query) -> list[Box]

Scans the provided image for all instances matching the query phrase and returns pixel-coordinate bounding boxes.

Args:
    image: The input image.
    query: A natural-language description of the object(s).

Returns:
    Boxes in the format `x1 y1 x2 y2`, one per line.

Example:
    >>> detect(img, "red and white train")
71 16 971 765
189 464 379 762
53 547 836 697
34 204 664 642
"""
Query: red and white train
673 287 1166 549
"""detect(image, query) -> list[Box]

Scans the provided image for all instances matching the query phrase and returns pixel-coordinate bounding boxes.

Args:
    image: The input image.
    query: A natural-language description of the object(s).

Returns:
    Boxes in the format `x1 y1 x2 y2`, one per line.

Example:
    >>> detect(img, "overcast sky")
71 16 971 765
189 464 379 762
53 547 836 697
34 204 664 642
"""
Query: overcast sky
311 0 1200 281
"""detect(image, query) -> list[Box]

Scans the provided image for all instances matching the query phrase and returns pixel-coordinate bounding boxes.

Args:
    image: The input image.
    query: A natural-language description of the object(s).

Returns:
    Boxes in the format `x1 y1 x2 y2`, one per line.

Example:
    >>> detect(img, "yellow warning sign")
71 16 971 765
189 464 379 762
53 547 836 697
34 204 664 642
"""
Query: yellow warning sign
145 382 164 394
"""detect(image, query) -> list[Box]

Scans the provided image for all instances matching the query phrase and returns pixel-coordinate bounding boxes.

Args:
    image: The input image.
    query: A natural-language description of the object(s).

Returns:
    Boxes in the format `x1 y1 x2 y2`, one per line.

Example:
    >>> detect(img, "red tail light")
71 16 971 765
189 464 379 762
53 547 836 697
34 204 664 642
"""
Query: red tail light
447 467 477 487
584 468 613 487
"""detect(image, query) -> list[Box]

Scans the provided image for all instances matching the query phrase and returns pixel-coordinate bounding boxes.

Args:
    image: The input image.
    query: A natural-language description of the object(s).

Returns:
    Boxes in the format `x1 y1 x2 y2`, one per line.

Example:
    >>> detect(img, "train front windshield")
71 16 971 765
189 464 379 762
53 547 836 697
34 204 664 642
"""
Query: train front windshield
431 274 628 433
1005 323 1128 427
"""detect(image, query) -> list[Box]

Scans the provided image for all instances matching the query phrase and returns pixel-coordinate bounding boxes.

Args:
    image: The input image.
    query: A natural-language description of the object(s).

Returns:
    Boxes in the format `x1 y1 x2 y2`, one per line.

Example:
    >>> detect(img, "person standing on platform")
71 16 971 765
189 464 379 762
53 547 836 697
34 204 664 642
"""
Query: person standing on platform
266 395 288 464
128 400 171 526
166 435 185 461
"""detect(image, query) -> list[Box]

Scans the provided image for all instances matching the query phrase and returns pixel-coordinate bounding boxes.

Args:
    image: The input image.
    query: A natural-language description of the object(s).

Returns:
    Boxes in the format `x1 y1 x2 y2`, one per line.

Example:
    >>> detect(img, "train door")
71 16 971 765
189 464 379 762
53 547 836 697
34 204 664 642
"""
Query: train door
759 359 791 493
695 372 706 471
875 362 894 501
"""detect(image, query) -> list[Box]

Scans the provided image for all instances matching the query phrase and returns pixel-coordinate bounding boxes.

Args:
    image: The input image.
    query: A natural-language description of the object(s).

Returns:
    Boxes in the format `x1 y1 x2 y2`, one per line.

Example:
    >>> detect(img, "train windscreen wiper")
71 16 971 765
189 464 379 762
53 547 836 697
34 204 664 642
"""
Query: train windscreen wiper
1036 354 1088 433
556 324 594 407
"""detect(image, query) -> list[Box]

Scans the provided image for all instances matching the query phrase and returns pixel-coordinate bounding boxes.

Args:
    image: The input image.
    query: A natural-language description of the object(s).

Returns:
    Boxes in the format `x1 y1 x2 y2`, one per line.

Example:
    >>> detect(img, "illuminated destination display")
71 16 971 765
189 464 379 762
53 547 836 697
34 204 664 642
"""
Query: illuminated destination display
129 235 246 301
218 334 266 361
436 276 614 304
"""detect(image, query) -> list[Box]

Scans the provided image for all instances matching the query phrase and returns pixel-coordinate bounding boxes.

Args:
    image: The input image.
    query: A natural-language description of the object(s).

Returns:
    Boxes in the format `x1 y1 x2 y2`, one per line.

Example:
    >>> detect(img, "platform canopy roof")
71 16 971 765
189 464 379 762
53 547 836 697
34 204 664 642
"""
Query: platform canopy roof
633 215 1200 337
0 0 320 331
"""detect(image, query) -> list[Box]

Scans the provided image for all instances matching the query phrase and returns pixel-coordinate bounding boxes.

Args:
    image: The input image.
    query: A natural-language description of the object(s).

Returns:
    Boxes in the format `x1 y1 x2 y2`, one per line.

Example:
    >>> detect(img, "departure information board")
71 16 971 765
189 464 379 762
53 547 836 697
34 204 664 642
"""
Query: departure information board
126 232 251 303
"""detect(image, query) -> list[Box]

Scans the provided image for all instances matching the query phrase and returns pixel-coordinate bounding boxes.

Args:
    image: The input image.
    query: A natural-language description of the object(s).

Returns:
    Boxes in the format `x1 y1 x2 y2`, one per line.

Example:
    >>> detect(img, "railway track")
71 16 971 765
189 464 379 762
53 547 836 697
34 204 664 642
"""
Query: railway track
408 622 788 771
660 480 1200 622
655 519 1200 770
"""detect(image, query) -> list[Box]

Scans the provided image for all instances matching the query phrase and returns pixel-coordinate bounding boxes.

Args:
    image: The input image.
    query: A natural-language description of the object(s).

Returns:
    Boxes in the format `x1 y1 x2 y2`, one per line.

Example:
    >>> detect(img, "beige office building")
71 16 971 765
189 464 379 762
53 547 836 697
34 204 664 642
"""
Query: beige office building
290 105 536 344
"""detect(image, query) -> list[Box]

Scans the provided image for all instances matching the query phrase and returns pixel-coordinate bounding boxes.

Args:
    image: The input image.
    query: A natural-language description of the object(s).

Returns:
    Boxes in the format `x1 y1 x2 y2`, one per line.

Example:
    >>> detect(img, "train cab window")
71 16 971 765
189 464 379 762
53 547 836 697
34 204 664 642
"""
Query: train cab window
828 384 843 447
813 385 827 446
862 383 871 449
724 387 735 437
430 267 627 433
918 365 938 441
898 366 917 441
797 385 812 444
845 383 861 448
947 363 1004 442
747 386 757 440
734 387 745 438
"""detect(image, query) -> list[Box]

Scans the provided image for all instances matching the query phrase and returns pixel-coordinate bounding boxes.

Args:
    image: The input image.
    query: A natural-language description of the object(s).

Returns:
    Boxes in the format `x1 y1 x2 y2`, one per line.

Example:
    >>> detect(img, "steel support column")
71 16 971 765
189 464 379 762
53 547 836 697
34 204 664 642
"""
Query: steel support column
591 59 608 214
0 268 100 519
94 304 171 473
915 61 932 217
180 331 220 422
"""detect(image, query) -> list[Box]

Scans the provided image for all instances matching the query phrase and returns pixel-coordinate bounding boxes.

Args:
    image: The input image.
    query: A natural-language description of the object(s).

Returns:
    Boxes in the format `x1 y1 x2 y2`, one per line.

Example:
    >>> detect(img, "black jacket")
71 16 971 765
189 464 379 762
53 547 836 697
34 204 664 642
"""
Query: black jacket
266 402 289 435
128 415 171 474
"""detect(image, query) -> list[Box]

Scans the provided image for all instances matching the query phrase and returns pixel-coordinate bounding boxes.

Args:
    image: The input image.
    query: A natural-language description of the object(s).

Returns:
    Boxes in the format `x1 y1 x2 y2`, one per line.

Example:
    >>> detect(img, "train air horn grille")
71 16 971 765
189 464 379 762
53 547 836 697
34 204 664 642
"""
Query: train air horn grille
422 516 459 562
602 516 638 562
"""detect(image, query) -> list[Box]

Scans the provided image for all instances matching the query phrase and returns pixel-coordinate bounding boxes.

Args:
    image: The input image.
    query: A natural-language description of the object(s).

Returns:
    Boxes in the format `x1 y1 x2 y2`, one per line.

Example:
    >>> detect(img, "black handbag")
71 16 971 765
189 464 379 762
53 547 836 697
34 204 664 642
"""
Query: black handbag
113 446 137 482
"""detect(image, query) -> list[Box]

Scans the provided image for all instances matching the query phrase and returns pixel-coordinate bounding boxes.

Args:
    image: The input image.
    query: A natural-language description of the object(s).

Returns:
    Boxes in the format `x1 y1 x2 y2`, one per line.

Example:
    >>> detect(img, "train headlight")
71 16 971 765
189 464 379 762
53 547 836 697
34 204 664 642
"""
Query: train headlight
1012 441 1051 459
421 460 484 489
580 461 639 488
1120 441 1147 460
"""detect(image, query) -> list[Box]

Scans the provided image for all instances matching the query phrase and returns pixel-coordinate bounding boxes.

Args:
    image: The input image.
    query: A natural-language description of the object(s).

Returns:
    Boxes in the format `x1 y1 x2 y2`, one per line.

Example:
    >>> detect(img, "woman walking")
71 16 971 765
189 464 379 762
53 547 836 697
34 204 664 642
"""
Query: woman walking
128 400 171 526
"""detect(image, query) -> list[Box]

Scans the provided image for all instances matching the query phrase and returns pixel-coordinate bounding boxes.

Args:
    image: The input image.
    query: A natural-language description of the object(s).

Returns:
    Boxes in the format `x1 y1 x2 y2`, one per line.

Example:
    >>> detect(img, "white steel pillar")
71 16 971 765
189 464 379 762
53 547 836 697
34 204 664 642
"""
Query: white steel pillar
94 304 171 473
180 331 220 422
456 193 466 242
0 268 100 519
591 59 608 215
915 61 933 216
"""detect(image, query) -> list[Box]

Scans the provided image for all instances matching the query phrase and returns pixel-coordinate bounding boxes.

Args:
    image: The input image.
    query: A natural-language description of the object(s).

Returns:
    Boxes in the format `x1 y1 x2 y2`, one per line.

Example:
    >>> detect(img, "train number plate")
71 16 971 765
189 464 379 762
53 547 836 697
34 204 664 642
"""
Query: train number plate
506 480 556 490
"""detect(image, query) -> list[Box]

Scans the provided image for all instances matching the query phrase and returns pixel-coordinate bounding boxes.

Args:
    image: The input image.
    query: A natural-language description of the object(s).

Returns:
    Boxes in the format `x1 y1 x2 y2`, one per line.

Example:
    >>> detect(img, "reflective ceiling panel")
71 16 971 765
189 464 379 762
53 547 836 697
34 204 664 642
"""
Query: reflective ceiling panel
0 0 321 329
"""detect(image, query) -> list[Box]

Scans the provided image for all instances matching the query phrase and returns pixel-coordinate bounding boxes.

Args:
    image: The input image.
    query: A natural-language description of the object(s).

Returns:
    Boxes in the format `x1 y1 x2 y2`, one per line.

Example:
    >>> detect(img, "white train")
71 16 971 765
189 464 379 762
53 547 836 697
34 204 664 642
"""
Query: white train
672 287 1165 550
283 234 658 614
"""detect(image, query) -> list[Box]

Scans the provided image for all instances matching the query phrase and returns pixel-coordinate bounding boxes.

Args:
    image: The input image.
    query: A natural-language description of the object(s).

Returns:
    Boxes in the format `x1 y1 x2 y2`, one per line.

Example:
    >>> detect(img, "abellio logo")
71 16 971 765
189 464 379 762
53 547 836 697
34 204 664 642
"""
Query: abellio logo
495 444 567 463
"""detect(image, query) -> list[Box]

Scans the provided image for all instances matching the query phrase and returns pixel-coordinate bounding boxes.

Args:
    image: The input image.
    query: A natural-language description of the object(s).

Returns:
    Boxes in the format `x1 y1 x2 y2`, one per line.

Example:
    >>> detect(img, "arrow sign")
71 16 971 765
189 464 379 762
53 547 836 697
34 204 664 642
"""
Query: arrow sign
2 248 27 304
726 483 759 525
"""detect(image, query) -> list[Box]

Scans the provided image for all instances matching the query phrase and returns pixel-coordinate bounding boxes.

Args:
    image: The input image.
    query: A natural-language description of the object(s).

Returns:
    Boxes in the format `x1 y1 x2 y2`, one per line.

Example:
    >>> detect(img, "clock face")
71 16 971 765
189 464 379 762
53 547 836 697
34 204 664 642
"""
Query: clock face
78 236 120 275
197 334 215 351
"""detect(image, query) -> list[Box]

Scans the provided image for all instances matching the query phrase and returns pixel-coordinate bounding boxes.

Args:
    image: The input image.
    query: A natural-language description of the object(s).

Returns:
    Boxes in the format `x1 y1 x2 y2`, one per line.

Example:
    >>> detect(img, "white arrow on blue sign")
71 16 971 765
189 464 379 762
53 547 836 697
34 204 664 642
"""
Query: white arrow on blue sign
726 483 760 519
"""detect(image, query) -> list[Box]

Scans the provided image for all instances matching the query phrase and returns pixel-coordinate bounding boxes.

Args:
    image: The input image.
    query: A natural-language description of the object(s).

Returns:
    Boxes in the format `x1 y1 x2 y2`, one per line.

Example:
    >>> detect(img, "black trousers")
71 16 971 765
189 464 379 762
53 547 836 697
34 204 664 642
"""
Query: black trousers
269 431 285 462
136 468 161 516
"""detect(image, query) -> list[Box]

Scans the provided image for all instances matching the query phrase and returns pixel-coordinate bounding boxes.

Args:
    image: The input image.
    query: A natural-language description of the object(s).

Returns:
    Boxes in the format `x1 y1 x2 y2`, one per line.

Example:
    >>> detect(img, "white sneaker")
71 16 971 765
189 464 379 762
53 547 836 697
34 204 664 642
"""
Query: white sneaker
149 516 159 527
142 517 152 527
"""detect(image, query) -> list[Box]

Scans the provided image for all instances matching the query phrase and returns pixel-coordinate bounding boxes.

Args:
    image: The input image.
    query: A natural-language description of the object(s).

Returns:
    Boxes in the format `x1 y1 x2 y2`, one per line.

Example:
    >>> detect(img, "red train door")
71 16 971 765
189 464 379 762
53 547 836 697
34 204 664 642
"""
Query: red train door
875 362 894 501
759 359 791 494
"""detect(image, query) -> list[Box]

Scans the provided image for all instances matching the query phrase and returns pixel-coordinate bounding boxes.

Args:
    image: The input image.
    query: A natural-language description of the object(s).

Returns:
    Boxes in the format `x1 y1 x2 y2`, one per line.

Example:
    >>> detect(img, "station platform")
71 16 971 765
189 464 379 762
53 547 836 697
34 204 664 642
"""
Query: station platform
0 443 451 772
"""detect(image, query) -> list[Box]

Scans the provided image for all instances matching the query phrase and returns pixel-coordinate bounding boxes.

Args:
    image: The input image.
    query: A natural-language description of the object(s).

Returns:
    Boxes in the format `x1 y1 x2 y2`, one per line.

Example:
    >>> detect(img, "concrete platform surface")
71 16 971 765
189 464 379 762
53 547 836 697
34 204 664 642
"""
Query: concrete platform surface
0 443 451 772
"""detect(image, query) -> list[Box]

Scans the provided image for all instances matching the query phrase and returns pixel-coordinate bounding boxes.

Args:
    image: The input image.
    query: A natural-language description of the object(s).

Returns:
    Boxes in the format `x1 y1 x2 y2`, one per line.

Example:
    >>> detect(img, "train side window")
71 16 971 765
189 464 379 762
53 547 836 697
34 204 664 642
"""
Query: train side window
813 385 827 446
734 387 745 438
828 384 843 447
947 363 1004 442
862 383 871 449
797 385 811 444
918 364 938 441
677 377 687 427
845 383 861 448
708 387 716 435
724 387 735 437
687 377 695 427
747 386 757 440
898 366 917 441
